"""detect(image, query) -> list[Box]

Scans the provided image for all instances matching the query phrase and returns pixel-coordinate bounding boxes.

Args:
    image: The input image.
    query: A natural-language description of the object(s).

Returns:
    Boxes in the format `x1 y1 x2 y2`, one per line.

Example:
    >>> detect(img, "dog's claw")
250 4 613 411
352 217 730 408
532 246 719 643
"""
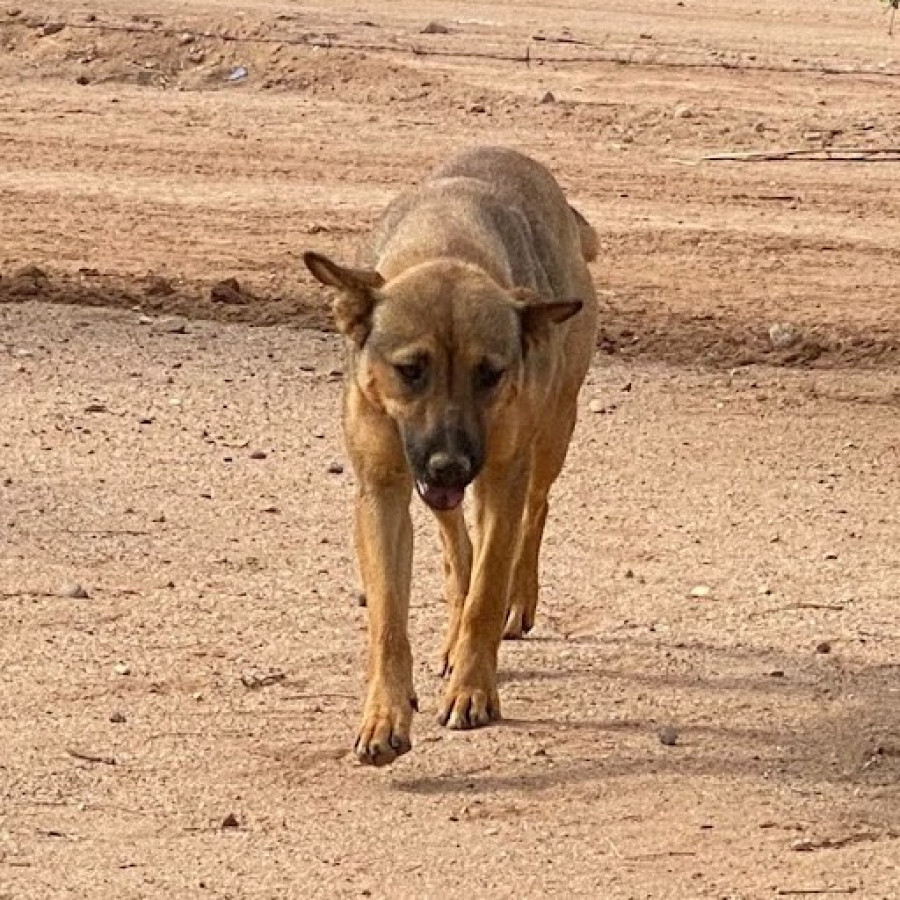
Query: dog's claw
438 654 454 679
503 604 534 640
355 727 412 767
354 695 415 766
438 681 500 730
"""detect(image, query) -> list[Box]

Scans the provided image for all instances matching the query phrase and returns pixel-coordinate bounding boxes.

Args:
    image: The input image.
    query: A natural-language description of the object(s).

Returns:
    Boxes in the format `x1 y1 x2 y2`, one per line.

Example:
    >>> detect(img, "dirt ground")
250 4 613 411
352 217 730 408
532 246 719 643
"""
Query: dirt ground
1 1 899 897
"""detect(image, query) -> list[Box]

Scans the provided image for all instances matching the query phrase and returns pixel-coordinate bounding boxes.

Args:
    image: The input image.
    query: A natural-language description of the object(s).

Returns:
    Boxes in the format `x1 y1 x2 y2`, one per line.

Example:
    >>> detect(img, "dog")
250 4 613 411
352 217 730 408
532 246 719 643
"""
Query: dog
304 146 598 766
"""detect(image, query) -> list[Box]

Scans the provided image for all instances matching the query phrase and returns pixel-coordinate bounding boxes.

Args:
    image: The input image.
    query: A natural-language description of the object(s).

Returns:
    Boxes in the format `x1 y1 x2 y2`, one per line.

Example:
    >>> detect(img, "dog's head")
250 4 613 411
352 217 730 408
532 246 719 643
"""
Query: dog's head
304 251 581 511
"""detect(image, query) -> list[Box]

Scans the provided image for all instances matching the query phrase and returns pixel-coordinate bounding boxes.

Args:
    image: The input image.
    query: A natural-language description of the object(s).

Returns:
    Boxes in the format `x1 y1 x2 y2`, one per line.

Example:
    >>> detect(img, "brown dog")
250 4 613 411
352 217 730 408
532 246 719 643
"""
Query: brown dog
304 147 598 766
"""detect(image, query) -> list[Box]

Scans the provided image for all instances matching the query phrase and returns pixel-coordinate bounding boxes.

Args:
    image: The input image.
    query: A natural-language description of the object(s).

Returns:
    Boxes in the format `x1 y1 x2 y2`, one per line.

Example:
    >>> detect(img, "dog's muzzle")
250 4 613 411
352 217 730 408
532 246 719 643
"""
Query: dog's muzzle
415 451 473 511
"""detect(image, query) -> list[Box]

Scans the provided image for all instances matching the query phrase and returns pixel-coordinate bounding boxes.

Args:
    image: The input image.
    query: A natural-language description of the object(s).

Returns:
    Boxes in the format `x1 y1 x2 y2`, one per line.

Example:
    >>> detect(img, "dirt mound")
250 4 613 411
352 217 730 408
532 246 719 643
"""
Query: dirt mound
3 264 897 369
0 265 329 330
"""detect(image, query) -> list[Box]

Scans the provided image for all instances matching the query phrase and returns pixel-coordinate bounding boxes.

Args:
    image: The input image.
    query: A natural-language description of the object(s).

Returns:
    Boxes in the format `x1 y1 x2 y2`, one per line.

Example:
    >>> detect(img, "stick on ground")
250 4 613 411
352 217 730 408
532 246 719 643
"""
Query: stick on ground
682 147 900 164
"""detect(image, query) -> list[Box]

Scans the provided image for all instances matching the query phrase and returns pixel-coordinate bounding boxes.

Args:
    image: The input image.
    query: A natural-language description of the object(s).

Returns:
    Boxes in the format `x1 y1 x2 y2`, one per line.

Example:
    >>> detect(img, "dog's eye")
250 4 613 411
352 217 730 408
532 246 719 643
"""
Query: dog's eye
395 360 427 388
474 361 504 392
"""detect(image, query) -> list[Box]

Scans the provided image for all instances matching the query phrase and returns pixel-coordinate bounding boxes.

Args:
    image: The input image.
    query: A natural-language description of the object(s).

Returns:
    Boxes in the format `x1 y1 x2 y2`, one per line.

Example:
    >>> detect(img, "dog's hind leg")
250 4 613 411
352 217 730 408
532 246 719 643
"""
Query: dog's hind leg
438 456 530 729
434 506 473 677
503 400 578 640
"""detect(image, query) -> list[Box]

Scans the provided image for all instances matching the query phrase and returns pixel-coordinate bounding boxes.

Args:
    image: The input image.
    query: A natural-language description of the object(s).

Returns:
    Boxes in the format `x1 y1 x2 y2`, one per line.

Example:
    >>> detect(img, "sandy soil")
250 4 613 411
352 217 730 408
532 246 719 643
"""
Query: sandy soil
1 2 899 897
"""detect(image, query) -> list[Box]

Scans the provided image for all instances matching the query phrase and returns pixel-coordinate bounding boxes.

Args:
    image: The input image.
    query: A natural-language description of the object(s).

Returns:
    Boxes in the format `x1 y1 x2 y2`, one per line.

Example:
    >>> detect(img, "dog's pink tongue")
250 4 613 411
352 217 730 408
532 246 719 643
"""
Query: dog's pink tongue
416 482 465 511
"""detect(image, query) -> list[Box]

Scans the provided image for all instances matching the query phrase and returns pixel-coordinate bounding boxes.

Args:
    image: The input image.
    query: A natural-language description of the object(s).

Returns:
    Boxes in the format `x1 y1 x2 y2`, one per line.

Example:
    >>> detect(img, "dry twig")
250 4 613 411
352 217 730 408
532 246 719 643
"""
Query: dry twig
66 748 117 766
777 890 857 897
750 602 847 619
684 147 900 164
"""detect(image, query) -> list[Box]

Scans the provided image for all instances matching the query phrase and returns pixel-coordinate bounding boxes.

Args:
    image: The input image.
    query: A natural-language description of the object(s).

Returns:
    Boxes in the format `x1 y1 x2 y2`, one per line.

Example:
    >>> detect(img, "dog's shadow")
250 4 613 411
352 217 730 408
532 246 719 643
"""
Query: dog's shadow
393 641 900 819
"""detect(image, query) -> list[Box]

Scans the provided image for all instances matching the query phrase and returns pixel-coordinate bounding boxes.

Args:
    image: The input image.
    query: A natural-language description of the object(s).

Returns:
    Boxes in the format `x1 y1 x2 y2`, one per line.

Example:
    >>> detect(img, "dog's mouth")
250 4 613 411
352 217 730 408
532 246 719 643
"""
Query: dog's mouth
415 480 466 511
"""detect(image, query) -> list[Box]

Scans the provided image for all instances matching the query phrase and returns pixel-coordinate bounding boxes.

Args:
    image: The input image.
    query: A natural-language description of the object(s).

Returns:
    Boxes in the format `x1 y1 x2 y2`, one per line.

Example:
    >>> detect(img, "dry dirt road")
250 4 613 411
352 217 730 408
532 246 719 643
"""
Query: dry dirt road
1 2 899 898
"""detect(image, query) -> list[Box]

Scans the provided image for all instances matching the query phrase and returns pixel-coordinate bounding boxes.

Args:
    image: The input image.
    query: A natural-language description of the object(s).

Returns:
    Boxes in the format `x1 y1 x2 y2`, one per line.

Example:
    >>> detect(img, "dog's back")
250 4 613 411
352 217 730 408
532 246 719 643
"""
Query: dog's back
369 147 597 303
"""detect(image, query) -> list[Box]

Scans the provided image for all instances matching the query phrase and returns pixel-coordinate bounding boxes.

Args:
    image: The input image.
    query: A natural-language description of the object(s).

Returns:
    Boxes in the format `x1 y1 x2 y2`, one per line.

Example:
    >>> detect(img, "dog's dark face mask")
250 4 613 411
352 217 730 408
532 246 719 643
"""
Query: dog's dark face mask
400 401 485 512
363 309 506 512
302 254 582 512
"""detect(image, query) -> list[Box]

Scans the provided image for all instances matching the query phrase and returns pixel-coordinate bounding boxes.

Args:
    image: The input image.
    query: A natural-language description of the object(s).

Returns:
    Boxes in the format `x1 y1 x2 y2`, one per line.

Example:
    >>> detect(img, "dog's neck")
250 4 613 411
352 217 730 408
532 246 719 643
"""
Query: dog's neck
375 238 512 290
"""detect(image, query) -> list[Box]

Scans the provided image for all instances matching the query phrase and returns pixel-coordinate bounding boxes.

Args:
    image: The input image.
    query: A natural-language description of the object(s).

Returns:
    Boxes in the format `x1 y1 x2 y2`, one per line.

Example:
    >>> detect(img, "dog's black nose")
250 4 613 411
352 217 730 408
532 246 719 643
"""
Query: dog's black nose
426 451 472 487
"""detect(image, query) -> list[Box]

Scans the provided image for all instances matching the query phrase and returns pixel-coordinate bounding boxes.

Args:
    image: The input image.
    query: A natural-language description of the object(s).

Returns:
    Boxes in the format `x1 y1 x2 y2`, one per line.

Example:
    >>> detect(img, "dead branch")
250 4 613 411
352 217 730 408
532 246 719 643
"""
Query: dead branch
777 890 858 897
66 748 117 766
749 602 847 619
687 147 900 164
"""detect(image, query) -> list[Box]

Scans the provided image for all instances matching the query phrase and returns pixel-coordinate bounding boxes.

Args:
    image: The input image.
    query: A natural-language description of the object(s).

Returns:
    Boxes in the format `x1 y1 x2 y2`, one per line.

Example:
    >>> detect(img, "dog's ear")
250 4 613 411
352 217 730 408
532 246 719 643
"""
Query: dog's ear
511 288 583 350
303 251 385 346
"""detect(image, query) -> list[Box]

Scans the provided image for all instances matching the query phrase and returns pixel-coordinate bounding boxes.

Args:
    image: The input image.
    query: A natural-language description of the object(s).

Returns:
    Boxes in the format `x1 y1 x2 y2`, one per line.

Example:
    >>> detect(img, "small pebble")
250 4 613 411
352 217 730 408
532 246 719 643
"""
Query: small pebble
791 839 815 852
768 322 800 350
421 21 450 34
240 669 285 690
60 581 88 599
689 584 711 598
109 711 127 724
221 812 240 828
815 641 832 654
210 277 248 304
113 662 131 676
249 449 267 460
588 399 605 414
327 461 344 474
540 91 556 104
658 725 679 746
356 592 367 608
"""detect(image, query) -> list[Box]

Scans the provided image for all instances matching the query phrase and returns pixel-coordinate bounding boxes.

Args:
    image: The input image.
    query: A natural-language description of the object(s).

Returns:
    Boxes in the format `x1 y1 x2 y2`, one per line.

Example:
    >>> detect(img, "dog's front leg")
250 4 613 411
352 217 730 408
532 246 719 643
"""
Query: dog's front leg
353 478 416 766
434 505 473 677
438 458 528 730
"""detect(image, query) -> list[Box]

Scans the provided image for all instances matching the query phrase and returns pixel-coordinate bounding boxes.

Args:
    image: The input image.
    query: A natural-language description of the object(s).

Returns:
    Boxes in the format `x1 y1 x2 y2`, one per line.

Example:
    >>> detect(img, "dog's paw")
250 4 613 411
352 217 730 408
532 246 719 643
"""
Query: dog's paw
502 601 534 640
437 659 500 730
354 692 417 767
439 609 463 677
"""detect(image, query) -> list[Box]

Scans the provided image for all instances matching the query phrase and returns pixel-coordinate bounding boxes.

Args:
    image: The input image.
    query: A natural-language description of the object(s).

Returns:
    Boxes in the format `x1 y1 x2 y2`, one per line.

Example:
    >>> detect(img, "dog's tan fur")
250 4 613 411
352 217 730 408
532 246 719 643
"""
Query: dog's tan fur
304 147 598 766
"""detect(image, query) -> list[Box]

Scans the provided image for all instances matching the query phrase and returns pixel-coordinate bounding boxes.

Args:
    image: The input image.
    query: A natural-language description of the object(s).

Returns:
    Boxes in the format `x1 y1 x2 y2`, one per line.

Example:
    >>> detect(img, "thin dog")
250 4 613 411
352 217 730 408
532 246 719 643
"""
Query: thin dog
304 146 598 766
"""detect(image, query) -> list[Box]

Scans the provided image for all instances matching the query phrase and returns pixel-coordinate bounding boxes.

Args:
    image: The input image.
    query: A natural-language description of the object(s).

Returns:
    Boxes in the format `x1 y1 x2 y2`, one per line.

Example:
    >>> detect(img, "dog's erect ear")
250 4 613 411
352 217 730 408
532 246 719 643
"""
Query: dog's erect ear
303 251 385 346
511 288 583 350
